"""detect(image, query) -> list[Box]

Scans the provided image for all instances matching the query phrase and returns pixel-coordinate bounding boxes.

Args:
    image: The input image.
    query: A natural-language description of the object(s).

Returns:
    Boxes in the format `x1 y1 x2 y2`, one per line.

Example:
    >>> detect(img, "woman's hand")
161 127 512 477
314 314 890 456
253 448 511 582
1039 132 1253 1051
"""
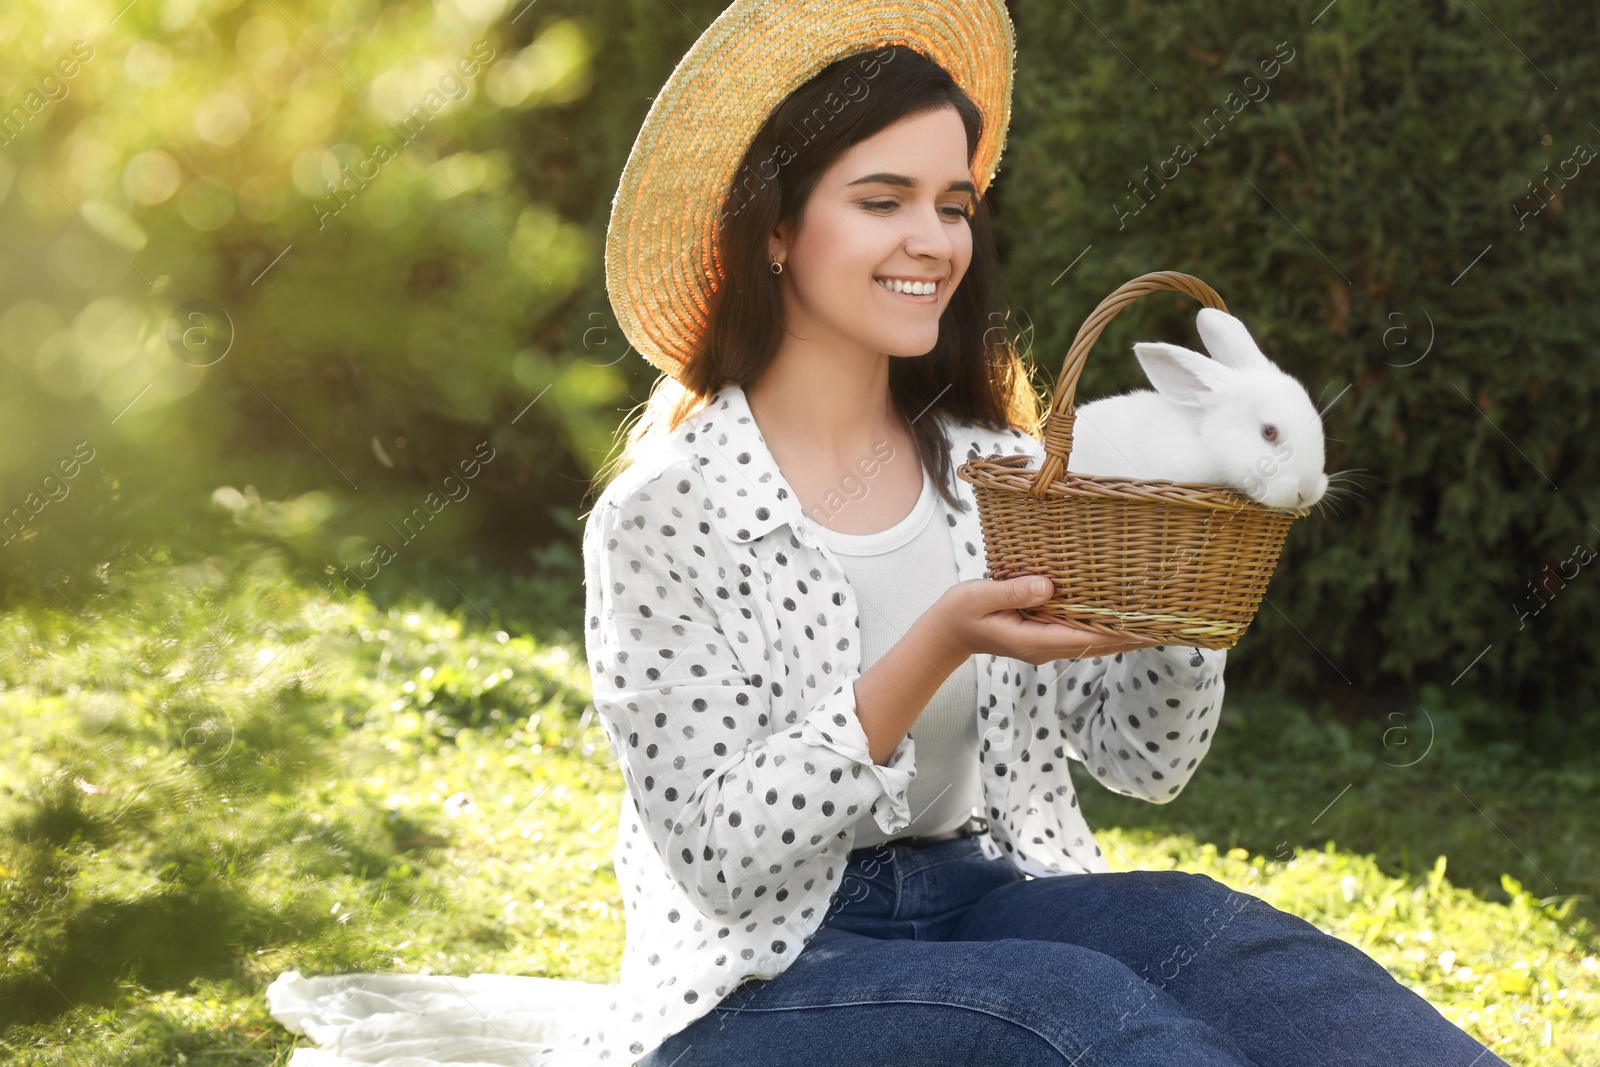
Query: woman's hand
923 575 1163 666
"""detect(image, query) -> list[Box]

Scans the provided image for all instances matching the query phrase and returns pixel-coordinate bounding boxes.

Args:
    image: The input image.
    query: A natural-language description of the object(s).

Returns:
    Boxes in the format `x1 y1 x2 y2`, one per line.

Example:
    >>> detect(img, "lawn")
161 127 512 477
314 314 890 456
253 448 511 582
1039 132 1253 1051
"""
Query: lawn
1 552 1594 1065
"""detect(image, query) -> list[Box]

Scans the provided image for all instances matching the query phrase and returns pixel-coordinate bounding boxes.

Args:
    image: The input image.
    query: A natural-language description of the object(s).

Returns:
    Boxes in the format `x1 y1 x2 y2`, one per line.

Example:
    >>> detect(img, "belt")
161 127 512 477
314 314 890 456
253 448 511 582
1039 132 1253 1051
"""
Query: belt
862 813 989 853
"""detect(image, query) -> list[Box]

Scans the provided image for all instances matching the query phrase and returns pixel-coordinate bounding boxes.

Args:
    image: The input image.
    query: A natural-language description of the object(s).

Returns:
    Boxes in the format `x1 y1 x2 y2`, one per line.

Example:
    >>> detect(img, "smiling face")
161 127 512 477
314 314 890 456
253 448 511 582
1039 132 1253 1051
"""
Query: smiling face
767 105 976 359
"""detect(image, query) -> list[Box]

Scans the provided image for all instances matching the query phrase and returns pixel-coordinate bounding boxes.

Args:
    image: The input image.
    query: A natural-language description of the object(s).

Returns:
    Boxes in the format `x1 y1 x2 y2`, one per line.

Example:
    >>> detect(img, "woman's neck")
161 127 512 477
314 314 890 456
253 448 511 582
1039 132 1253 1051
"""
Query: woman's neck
744 366 923 535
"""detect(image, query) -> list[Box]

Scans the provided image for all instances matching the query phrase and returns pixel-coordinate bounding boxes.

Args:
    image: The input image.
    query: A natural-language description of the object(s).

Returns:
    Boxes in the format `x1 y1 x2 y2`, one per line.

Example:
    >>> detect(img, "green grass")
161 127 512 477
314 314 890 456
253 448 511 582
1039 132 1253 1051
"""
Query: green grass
1 552 1595 1065
1072 683 1600 937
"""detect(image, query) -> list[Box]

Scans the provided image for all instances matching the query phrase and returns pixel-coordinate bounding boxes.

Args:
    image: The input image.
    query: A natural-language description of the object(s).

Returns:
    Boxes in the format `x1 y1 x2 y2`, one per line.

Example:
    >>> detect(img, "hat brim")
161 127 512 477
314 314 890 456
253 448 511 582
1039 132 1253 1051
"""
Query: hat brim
604 0 1016 383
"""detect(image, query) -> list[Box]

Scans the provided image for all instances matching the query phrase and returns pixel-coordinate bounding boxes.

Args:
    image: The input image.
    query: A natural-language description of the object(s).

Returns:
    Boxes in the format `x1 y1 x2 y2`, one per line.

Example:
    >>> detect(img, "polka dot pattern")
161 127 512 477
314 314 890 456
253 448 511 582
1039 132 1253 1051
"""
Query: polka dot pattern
556 383 1228 1064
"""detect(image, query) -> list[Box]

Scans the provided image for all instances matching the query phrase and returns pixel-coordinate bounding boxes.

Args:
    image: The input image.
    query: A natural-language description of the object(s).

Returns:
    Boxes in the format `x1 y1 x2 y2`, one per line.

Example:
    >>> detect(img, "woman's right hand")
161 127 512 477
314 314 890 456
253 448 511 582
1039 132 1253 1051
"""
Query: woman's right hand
925 575 1164 666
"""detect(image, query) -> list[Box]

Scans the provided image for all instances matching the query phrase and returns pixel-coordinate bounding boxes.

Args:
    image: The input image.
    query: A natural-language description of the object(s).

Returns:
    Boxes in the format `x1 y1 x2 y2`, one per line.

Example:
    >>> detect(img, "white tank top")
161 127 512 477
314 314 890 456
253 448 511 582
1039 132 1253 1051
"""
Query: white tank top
814 462 982 849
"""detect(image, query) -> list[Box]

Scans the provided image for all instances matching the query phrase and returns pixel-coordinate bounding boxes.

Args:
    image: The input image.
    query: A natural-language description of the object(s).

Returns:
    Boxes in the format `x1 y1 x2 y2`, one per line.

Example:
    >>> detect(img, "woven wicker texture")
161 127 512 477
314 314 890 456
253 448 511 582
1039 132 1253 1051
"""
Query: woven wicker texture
604 0 1015 382
956 272 1311 649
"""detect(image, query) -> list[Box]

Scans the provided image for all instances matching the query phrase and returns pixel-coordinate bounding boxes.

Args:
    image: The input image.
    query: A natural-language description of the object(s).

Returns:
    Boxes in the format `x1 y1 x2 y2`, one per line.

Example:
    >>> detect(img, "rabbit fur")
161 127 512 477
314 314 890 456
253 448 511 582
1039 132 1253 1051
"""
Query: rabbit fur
1063 307 1328 509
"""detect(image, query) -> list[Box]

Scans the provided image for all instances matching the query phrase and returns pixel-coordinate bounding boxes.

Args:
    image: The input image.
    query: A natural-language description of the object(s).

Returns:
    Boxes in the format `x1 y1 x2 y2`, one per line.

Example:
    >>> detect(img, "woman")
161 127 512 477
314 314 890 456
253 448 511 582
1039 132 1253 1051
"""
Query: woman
585 3 1510 1066
268 3 1509 1065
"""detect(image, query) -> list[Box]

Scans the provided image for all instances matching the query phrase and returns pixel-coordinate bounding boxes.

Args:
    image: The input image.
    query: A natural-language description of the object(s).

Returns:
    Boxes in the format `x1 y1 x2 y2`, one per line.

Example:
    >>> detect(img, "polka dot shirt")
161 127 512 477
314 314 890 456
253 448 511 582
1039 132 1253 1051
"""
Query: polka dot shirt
550 383 1228 1064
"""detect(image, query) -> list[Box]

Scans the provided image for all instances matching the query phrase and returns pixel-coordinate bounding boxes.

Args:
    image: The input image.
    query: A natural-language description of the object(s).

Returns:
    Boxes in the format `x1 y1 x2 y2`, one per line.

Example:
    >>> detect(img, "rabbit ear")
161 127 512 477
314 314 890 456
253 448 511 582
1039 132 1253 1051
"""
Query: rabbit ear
1132 341 1234 407
1195 308 1271 373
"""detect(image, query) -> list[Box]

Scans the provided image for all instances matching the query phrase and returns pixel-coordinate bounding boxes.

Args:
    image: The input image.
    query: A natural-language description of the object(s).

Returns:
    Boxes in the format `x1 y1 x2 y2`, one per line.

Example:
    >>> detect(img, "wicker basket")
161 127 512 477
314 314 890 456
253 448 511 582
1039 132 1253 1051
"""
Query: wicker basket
955 271 1310 650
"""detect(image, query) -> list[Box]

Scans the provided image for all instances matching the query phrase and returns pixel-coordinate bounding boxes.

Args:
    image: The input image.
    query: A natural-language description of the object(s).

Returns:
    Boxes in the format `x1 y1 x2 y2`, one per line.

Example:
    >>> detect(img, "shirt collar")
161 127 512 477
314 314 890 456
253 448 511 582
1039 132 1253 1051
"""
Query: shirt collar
687 383 801 545
687 382 1014 551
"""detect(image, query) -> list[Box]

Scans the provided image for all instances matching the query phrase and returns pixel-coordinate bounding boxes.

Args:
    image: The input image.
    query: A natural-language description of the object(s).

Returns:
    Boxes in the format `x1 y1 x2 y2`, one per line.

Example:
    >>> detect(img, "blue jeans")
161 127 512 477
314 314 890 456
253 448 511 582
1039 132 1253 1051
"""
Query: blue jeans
638 834 1508 1066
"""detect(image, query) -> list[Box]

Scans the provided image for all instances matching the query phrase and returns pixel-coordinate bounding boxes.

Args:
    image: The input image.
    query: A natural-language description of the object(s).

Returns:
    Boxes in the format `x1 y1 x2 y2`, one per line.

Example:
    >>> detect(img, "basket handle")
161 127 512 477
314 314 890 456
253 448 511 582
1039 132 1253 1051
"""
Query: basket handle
1029 271 1229 498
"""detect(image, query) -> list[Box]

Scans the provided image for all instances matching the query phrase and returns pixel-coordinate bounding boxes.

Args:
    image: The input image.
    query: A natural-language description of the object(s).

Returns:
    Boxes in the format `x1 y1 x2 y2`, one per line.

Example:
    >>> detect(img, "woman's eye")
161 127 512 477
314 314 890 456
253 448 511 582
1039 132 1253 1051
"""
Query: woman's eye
861 200 970 220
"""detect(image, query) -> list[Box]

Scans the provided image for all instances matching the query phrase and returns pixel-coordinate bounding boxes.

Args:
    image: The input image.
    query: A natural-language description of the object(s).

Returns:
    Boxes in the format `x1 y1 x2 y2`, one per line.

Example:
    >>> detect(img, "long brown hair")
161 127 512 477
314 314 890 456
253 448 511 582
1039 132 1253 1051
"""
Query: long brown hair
590 44 1041 513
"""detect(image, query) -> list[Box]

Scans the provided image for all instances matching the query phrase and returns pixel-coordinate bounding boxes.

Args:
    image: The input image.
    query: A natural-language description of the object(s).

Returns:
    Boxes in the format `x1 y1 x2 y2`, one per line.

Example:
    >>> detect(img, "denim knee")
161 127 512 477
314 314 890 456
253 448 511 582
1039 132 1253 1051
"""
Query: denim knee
1140 870 1265 922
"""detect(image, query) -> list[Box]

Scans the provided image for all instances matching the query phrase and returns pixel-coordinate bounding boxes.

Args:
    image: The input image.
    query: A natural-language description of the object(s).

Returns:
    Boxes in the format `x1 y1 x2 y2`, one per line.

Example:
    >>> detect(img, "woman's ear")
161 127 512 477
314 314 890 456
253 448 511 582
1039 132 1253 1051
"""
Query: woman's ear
768 220 792 268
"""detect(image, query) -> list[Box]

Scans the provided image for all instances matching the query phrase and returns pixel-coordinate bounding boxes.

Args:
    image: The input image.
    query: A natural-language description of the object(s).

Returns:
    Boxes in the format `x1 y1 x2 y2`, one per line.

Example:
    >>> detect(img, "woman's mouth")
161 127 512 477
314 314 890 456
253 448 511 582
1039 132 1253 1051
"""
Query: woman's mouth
874 275 940 303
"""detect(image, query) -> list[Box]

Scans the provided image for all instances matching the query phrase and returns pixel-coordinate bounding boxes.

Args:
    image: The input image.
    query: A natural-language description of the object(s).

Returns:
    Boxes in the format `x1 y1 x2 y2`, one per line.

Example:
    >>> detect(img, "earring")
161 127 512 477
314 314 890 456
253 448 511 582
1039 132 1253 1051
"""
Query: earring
770 261 784 275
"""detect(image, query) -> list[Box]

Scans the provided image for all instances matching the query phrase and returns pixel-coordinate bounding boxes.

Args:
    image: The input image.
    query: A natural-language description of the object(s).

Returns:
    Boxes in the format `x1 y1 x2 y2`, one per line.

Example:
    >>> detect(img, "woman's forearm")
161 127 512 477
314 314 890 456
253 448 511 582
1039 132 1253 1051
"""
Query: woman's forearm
853 611 970 765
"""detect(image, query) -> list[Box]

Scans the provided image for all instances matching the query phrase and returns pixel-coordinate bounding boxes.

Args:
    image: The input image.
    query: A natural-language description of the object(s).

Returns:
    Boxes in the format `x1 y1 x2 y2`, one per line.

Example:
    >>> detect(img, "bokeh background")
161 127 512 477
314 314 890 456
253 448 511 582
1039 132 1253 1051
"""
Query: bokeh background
2 0 1597 1063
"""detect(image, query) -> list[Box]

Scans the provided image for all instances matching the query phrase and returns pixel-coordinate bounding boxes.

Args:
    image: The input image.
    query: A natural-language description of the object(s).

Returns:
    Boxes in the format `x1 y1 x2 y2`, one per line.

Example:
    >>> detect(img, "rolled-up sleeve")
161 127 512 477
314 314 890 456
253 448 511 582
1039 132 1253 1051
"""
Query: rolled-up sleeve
796 683 918 834
583 492 918 920
1050 644 1226 803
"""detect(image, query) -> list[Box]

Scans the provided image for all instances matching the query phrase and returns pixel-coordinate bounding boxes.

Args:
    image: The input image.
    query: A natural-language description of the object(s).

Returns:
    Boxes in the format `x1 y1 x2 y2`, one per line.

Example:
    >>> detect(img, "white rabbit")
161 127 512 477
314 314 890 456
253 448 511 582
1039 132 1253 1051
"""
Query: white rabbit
1062 307 1328 510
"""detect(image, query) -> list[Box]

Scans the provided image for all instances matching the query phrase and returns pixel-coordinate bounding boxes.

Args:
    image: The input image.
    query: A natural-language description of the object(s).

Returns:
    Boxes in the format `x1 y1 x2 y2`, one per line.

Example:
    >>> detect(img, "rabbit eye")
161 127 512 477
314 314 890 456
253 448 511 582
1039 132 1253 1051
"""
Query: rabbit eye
1261 424 1279 443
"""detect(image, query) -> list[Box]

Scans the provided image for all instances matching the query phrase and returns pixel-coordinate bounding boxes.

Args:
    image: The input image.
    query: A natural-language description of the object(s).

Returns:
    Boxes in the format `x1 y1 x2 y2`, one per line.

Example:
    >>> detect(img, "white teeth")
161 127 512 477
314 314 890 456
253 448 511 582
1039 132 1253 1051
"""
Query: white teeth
876 278 936 295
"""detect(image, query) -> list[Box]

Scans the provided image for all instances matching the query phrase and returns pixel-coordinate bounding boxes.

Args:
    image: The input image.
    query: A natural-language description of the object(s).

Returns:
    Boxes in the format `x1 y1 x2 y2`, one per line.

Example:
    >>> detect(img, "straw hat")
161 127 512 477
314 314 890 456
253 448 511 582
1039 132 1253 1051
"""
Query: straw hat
604 0 1016 383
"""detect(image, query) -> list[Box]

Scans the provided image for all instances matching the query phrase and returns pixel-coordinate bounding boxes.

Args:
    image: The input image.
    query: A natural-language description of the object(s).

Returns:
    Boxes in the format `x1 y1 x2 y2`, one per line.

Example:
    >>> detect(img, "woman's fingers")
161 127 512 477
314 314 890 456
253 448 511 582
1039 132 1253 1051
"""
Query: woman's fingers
1005 615 1162 660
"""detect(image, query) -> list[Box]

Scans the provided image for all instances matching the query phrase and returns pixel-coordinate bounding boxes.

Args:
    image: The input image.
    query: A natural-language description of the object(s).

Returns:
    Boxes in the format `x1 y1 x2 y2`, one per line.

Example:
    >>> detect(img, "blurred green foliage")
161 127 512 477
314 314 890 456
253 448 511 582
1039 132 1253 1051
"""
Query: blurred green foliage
993 0 1599 740
2 1 1598 748
0 0 622 602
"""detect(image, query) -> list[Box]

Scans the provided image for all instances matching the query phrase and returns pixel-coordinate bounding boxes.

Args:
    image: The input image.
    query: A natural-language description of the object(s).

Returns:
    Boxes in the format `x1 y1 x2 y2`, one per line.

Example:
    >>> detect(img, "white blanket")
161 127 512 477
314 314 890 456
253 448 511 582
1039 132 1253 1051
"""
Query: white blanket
265 970 619 1066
